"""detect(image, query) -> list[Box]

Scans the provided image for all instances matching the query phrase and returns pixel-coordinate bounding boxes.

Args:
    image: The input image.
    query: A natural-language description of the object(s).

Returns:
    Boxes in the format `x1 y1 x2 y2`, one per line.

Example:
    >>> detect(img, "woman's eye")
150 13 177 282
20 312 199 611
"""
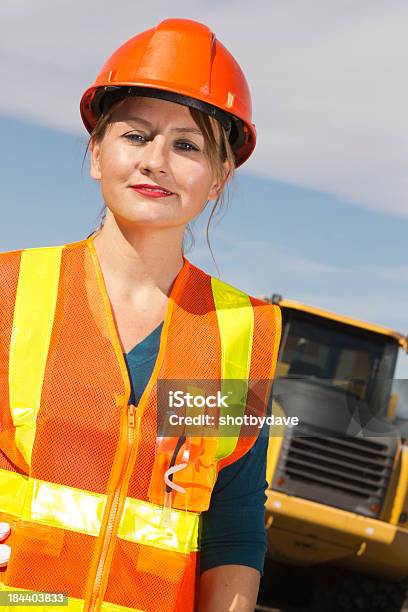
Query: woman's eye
122 134 199 151
175 141 199 152
124 133 146 143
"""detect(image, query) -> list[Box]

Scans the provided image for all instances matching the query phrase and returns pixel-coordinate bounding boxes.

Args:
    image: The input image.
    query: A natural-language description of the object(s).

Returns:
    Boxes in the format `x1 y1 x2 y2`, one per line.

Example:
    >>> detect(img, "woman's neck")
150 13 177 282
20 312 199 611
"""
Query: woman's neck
92 213 185 300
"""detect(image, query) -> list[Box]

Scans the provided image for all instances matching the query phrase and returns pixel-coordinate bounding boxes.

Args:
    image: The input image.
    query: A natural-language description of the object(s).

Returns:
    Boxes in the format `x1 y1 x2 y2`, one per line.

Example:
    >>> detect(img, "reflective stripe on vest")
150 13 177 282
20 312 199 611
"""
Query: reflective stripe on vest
9 247 63 466
0 469 199 554
211 277 254 461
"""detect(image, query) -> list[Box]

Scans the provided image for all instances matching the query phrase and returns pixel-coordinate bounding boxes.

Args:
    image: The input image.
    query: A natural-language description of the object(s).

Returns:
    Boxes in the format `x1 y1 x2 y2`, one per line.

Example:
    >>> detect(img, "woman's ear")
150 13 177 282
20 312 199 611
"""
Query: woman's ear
89 139 102 181
208 160 231 201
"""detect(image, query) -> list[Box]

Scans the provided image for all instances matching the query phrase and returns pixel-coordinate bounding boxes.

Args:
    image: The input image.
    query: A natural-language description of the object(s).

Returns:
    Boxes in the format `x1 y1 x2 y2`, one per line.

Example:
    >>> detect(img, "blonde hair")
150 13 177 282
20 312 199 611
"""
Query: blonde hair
83 97 236 263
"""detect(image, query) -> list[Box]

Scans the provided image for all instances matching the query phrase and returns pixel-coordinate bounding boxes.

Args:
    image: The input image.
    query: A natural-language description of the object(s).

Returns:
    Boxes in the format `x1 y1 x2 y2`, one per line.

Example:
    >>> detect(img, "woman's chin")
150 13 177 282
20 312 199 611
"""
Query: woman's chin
114 214 184 231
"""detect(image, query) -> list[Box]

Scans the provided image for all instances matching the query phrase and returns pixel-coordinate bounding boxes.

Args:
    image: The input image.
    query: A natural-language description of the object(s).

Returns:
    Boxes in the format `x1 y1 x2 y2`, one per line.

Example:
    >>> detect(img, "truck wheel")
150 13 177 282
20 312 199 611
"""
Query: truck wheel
313 571 408 612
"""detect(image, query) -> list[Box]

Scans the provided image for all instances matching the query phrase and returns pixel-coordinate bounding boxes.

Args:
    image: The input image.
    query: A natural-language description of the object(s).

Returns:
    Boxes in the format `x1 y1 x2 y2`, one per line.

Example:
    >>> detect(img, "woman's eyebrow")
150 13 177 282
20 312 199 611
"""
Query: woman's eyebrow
123 118 202 136
171 127 203 135
124 117 152 128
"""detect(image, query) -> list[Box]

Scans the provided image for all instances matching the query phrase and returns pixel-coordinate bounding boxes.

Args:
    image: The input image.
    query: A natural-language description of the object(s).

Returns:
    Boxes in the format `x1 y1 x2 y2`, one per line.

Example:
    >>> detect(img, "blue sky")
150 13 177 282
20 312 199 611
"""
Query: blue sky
0 0 407 383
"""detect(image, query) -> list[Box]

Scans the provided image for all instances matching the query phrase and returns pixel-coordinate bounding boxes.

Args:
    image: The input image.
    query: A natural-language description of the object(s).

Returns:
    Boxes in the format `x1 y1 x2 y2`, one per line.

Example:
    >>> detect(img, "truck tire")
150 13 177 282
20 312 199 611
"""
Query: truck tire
312 571 408 612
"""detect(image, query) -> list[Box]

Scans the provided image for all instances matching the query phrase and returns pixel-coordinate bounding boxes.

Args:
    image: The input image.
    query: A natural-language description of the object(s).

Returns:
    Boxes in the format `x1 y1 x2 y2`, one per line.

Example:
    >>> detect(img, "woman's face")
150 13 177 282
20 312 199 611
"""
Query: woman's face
90 96 225 230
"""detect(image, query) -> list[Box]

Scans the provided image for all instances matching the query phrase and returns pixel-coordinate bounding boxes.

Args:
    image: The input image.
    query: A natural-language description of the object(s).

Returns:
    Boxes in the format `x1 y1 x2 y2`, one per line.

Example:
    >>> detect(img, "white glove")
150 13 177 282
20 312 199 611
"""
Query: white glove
0 522 11 567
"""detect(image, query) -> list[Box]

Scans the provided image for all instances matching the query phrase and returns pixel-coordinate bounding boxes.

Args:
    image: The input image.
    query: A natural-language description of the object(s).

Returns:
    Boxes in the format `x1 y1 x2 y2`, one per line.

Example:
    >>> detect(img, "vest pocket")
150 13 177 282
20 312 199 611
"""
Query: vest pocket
135 545 190 582
104 538 198 612
148 436 218 512
2 521 63 590
3 523 95 600
8 521 63 558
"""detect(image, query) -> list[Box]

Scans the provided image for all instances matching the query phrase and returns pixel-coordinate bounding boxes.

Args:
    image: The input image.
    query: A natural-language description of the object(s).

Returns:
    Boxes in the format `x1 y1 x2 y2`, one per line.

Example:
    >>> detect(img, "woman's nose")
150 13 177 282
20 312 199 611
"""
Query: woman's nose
139 136 167 175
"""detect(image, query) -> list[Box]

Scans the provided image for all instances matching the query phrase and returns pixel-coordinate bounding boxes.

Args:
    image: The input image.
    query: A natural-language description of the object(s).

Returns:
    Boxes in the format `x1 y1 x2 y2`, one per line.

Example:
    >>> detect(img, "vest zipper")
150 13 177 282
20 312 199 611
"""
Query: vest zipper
86 403 136 611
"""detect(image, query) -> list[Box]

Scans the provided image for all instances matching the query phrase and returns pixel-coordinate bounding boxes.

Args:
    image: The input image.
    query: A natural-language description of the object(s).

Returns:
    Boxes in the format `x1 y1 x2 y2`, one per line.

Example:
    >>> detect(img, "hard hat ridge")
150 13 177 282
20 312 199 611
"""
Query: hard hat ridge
80 18 256 166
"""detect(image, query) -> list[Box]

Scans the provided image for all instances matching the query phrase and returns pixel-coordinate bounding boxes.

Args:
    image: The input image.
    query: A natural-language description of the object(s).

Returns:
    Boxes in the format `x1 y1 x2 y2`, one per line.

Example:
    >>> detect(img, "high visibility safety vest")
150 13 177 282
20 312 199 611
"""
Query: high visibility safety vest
0 234 281 611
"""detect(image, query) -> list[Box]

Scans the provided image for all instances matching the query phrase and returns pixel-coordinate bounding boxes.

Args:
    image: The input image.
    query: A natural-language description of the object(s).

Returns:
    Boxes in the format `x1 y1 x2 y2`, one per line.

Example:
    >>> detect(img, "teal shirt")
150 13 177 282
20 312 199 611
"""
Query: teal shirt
124 322 270 574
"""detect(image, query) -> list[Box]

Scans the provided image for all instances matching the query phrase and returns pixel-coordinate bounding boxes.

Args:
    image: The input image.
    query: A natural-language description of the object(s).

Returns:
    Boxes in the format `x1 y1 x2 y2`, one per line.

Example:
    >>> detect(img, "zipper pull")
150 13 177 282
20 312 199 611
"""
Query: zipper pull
128 404 136 428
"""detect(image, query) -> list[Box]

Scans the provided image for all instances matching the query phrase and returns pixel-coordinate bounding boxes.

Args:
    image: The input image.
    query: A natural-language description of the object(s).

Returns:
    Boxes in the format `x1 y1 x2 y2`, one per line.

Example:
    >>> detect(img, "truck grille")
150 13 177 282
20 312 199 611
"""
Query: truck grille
274 429 395 517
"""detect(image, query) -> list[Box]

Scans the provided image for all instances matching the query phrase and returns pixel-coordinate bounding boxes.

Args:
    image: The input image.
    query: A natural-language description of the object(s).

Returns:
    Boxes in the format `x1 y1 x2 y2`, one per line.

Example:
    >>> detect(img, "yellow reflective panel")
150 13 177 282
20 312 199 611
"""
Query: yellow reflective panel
0 469 28 517
0 468 197 555
211 277 254 460
0 469 104 536
119 498 199 553
24 479 106 536
9 247 63 466
211 278 254 380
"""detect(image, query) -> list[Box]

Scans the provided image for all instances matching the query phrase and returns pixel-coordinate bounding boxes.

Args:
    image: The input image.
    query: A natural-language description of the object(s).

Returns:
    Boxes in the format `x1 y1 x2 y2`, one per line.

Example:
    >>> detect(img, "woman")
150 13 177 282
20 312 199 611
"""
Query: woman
0 18 281 612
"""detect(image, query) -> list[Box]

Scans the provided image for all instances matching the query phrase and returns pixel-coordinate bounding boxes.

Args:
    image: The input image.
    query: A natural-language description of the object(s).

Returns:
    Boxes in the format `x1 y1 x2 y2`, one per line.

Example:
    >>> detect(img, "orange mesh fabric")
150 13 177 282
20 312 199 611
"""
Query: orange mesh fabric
0 249 28 473
0 249 25 577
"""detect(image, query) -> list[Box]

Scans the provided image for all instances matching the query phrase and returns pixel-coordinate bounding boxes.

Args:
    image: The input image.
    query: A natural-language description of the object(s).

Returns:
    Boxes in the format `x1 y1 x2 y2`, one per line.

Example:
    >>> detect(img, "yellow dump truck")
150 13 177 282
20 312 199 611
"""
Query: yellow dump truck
258 296 408 612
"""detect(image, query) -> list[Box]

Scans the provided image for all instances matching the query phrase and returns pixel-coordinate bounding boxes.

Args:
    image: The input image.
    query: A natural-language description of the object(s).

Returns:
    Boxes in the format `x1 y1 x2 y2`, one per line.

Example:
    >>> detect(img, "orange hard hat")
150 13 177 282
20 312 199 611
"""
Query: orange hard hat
80 18 256 167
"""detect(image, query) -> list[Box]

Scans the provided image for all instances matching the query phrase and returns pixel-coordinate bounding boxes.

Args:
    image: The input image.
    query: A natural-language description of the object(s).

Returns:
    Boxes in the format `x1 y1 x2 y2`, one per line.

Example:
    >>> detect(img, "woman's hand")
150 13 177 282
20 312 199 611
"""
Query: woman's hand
0 522 11 567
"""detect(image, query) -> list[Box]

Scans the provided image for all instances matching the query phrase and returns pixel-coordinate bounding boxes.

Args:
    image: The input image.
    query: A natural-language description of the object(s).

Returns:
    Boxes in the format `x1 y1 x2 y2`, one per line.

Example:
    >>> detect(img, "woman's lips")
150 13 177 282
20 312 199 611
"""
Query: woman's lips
130 184 174 199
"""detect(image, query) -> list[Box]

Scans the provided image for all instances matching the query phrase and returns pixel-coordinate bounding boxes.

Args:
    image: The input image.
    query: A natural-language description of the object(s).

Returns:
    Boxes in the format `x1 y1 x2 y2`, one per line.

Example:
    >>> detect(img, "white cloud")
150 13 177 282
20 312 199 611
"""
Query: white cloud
0 0 407 215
